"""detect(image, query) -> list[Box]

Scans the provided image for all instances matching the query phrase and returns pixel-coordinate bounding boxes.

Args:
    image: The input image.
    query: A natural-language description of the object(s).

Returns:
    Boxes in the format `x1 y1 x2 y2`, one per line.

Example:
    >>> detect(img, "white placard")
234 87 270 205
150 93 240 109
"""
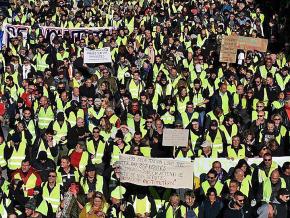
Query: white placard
119 154 194 189
84 47 112 64
162 128 189 147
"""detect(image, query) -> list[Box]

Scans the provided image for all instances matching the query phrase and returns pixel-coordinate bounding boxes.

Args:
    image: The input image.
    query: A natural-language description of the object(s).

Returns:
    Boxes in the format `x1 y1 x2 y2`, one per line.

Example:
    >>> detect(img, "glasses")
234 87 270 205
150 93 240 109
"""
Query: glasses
93 131 99 133
81 99 87 102
257 106 264 108
49 175 56 178
264 159 272 162
237 199 244 202
147 121 153 123
274 118 280 121
258 115 264 117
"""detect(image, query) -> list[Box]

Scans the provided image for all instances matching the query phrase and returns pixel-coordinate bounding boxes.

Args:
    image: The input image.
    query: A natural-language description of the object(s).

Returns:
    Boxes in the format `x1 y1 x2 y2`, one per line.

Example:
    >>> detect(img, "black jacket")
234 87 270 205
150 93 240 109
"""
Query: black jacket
223 200 252 218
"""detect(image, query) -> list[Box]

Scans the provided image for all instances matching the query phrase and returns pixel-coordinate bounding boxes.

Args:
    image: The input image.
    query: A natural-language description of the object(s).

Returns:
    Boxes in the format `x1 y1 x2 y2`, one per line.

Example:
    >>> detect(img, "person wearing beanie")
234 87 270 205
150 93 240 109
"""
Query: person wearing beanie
32 151 56 182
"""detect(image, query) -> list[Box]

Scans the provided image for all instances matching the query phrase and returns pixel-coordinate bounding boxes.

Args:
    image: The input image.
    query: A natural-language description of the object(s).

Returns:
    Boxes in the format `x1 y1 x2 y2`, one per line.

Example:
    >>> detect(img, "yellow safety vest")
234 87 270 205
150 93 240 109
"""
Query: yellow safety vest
190 130 202 151
56 99 70 112
227 144 246 159
140 147 151 157
128 80 144 99
176 96 190 113
52 121 68 143
161 111 175 125
133 196 151 215
7 141 26 170
42 182 61 213
38 107 54 130
206 111 224 126
180 112 199 128
67 109 84 127
233 93 247 109
13 172 38 197
164 202 186 218
258 162 279 183
205 130 224 154
80 175 104 194
219 124 238 145
226 178 250 197
87 138 106 164
263 178 286 203
110 145 130 166
201 180 223 196
36 53 49 72
0 143 7 167
37 140 55 160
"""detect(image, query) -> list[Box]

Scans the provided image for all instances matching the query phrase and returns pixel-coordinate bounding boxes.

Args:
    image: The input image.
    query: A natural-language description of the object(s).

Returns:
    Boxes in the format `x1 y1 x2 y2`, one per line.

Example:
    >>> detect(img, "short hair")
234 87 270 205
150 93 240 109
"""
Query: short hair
234 191 245 198
206 187 217 197
61 155 70 162
207 169 217 177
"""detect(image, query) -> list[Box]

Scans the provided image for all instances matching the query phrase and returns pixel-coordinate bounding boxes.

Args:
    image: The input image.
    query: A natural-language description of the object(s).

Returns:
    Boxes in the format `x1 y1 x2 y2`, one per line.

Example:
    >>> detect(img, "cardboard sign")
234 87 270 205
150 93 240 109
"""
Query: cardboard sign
162 128 189 147
84 47 112 63
219 35 238 63
237 36 268 52
119 154 194 189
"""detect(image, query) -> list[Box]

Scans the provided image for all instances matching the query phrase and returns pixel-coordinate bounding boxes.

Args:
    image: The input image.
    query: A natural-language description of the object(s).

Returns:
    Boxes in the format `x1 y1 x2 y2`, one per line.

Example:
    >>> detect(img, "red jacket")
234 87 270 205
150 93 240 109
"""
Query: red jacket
12 167 42 196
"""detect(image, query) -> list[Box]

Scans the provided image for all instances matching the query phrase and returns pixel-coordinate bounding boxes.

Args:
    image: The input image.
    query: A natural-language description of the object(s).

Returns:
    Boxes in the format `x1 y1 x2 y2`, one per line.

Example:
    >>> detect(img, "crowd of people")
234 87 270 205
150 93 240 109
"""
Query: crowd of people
0 0 289 217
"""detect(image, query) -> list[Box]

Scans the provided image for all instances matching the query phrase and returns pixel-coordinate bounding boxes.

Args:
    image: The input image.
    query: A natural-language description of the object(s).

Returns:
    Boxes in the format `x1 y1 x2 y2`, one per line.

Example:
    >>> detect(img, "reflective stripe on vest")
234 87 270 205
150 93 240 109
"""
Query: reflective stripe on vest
7 142 26 170
133 196 151 215
42 182 61 213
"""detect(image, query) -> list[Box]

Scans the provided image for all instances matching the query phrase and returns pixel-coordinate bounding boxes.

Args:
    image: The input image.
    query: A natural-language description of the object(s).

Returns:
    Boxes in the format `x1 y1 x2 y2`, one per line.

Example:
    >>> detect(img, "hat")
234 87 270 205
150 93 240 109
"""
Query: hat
25 199 36 210
38 151 47 161
86 164 95 172
201 141 212 148
278 188 289 196
111 186 126 200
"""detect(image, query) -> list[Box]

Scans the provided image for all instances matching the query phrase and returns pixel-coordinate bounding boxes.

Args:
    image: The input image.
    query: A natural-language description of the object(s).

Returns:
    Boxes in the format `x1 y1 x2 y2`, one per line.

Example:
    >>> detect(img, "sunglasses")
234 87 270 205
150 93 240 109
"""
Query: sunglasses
264 159 272 162
49 175 56 178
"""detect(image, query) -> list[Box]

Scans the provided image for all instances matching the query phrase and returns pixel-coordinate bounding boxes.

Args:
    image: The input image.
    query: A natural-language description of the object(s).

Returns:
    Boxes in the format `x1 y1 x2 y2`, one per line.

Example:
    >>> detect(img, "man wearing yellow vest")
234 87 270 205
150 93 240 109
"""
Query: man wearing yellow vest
132 189 157 218
252 153 280 198
11 159 42 197
36 96 55 134
201 169 224 197
225 135 247 159
257 169 286 203
210 83 233 116
163 193 186 218
41 170 62 216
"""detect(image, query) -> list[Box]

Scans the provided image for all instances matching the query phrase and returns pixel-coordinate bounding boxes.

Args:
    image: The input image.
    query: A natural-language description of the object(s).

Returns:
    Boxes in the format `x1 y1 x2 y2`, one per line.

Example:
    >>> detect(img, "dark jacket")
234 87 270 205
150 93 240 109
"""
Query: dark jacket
198 199 223 218
223 200 252 218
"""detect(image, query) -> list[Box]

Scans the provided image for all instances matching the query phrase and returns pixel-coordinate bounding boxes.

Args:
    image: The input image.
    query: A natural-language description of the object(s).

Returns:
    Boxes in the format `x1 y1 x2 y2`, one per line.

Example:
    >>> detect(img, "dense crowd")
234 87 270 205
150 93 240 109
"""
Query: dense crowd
0 0 289 217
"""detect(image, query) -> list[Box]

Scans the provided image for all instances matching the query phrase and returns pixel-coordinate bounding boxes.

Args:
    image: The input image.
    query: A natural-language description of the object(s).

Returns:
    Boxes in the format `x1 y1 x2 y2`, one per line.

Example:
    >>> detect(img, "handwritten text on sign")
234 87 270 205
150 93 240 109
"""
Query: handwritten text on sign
162 129 189 147
84 47 112 64
219 35 238 63
119 154 194 189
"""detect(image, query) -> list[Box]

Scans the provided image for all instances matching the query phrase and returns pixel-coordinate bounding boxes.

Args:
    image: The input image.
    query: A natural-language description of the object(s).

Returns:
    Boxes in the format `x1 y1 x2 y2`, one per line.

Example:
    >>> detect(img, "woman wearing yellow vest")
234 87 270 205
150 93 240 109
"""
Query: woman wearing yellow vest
80 164 104 197
79 192 109 218
163 193 186 218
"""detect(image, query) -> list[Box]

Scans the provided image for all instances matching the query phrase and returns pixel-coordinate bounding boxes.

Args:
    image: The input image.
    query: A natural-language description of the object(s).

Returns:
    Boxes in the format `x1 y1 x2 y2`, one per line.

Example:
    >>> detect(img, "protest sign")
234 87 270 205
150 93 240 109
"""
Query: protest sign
193 157 290 177
119 154 194 189
162 128 189 147
237 36 268 52
219 35 238 63
84 47 112 64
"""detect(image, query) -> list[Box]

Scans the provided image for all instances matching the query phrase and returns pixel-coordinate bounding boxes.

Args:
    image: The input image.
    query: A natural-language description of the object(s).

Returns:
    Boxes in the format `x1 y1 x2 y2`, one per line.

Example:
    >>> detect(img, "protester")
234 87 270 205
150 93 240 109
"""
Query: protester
0 0 289 217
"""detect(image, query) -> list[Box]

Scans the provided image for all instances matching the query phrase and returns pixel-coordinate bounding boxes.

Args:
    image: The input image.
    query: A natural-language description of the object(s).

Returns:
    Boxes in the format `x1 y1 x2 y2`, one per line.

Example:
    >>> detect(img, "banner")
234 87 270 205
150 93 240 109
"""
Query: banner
2 24 115 46
162 128 189 147
84 47 112 63
219 35 238 63
119 154 194 189
193 157 290 177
